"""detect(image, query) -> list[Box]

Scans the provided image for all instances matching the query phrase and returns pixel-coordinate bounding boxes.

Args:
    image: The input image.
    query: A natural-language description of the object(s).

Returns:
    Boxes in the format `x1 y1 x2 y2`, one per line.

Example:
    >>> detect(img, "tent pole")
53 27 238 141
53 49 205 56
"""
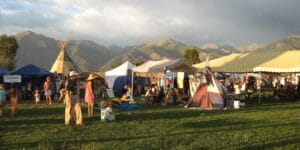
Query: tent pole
259 72 261 104
131 71 134 100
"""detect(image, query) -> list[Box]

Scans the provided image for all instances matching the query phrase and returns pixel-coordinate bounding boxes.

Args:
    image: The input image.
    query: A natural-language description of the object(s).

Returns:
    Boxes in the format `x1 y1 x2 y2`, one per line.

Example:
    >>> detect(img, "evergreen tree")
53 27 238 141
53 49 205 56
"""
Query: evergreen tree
183 48 200 64
0 34 18 70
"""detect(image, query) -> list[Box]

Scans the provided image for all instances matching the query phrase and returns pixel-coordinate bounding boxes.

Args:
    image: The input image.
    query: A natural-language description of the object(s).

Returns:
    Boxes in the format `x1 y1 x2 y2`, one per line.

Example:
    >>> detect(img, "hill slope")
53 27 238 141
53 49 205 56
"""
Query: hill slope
15 31 113 71
13 31 300 72
100 38 207 71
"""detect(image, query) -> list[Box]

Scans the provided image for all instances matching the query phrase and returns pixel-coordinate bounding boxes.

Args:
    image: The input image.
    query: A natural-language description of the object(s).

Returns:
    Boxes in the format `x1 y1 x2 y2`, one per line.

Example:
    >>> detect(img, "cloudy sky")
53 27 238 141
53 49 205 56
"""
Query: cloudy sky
1 0 300 46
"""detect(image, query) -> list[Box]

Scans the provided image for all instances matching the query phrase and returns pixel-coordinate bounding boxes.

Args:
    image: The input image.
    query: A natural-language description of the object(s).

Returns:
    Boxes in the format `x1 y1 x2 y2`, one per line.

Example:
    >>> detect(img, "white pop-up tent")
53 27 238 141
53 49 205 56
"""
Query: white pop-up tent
105 61 136 96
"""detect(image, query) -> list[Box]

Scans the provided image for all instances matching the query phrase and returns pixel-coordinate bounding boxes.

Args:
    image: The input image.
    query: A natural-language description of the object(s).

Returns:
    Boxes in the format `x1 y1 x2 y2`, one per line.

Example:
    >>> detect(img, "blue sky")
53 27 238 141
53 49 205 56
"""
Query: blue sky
1 0 300 46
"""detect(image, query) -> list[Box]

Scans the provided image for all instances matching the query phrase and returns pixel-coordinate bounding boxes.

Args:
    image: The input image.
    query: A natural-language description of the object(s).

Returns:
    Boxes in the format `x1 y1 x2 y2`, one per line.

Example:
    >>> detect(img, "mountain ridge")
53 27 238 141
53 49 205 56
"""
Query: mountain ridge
8 31 300 72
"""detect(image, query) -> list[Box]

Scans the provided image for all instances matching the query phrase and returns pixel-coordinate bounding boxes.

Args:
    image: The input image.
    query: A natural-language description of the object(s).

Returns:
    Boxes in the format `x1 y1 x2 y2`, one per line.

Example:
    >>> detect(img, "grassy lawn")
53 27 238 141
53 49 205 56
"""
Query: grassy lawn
0 99 299 150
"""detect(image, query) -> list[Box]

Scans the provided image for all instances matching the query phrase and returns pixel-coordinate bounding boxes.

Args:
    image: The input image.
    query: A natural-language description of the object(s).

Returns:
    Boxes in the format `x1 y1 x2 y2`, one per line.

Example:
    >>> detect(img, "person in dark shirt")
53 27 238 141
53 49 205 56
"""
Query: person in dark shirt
65 71 82 125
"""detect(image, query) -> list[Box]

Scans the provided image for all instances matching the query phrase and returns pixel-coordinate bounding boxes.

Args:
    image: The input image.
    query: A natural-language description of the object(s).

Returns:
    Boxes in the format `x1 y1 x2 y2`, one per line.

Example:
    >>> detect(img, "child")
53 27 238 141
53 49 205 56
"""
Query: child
0 84 6 116
101 102 115 122
34 87 40 104
6 85 19 117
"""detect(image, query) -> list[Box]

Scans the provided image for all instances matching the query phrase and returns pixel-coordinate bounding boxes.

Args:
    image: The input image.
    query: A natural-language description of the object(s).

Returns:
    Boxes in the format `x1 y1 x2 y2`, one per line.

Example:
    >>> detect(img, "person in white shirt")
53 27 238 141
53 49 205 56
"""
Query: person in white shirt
101 102 115 122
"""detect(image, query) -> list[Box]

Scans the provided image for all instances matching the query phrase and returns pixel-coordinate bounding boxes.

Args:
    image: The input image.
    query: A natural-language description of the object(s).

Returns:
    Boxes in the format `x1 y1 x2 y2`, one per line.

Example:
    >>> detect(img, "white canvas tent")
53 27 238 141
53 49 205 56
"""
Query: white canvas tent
132 59 169 76
50 37 79 75
50 49 79 75
105 61 136 96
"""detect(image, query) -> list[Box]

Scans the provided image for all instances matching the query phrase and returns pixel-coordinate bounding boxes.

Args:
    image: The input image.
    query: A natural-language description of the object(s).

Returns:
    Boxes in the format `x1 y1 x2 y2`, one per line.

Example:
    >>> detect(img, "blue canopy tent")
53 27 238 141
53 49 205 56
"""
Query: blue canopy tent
0 68 9 75
9 64 57 98
0 68 9 84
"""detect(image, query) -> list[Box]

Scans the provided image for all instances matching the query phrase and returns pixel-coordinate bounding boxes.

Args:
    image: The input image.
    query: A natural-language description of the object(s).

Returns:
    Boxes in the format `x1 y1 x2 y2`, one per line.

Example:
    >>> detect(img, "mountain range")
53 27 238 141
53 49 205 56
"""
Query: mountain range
11 31 300 72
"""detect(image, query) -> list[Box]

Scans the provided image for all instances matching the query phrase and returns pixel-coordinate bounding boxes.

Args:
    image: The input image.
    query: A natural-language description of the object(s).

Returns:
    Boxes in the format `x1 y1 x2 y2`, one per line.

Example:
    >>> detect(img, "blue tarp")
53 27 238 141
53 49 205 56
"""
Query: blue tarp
116 103 144 110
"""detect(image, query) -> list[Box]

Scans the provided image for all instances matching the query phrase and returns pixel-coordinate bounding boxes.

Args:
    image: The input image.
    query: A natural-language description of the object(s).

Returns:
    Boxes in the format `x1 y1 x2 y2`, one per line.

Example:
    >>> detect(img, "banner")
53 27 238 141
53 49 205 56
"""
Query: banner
177 72 184 89
4 75 21 83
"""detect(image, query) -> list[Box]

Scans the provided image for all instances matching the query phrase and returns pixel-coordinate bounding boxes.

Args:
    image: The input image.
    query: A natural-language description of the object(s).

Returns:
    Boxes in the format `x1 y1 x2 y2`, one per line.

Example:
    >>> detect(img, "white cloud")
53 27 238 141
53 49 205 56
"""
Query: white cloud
1 0 300 46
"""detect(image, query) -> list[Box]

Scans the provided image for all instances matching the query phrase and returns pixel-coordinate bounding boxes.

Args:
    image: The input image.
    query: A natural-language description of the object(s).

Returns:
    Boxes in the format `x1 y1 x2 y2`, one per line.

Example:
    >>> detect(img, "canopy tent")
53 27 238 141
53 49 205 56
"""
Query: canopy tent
253 51 300 73
215 51 282 73
0 68 9 75
149 59 197 74
193 53 243 70
132 58 169 76
50 49 80 75
0 68 9 84
10 64 55 76
9 64 56 92
105 61 136 96
214 50 300 73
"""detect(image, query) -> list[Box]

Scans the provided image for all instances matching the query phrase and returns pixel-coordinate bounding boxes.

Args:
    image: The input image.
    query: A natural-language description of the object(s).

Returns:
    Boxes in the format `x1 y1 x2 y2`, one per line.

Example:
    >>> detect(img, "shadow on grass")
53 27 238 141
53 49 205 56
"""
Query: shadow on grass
243 102 300 113
1 118 63 126
16 108 65 117
2 133 155 149
115 108 235 122
240 136 300 150
182 118 254 129
181 118 293 132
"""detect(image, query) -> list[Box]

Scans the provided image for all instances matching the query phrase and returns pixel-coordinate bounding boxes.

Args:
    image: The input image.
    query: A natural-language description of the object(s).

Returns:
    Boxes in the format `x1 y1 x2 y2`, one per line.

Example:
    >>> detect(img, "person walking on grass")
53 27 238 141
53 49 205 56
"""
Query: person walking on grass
43 76 53 105
65 71 82 125
85 74 97 117
6 84 19 117
0 84 6 116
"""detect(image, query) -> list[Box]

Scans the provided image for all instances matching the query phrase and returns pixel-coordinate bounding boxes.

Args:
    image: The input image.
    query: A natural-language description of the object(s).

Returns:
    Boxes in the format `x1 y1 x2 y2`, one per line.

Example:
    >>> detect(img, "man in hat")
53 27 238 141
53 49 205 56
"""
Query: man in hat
65 71 82 125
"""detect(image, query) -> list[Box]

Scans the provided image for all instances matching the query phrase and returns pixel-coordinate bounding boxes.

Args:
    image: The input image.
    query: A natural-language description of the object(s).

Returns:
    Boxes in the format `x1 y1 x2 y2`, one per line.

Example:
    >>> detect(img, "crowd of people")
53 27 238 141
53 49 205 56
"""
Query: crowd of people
1 69 299 126
0 70 117 125
216 73 300 99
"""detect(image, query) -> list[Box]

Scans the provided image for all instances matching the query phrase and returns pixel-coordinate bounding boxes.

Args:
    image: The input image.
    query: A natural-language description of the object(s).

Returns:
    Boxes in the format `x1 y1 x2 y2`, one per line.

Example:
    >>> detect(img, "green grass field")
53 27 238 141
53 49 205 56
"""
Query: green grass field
0 100 299 150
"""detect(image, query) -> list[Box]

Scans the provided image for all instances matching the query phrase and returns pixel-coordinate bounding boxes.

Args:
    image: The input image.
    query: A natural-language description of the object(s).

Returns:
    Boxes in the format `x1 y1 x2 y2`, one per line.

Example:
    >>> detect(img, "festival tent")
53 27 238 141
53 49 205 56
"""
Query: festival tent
132 58 169 76
0 68 9 84
214 50 300 73
148 59 196 96
105 61 136 96
185 67 225 109
209 51 282 73
131 59 169 92
253 50 300 73
9 64 56 92
193 53 243 70
50 38 79 75
149 59 197 74
0 68 9 75
10 64 55 77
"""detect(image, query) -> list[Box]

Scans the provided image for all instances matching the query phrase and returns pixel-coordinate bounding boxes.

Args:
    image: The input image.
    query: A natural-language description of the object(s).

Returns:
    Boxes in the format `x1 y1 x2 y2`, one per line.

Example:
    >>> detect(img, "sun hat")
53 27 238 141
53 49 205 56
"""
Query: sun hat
69 71 78 76
86 73 98 80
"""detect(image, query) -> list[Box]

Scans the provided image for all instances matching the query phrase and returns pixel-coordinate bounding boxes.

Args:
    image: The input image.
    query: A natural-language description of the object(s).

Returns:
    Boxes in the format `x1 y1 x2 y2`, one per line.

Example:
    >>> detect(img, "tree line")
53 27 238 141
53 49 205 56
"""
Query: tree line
0 34 18 70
